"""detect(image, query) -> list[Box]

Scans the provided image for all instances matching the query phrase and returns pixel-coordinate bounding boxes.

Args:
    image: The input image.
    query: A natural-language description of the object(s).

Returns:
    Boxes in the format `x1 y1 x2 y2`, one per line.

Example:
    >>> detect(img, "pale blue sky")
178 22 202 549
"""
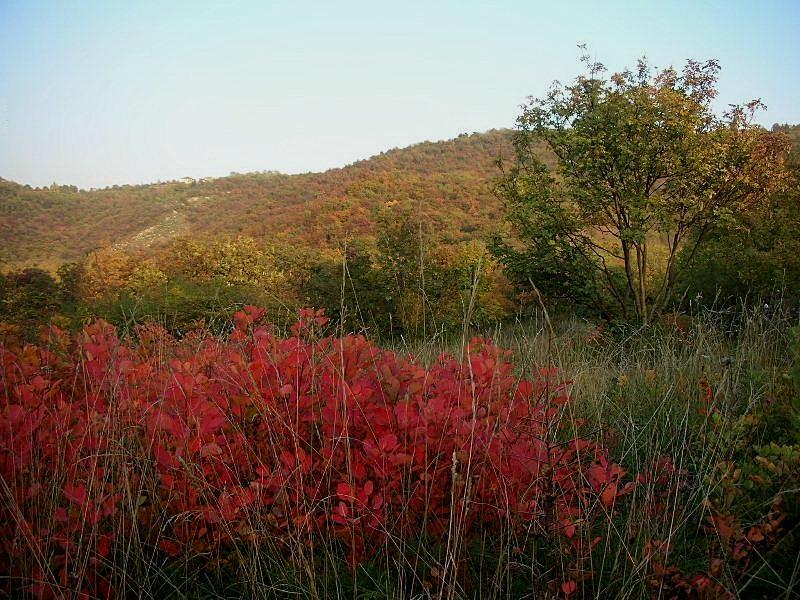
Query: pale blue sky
1 0 798 189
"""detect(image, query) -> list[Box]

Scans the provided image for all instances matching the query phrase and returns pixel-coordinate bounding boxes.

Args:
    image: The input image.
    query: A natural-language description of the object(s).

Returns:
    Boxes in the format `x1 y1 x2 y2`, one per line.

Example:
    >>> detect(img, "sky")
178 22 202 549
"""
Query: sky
1 0 798 189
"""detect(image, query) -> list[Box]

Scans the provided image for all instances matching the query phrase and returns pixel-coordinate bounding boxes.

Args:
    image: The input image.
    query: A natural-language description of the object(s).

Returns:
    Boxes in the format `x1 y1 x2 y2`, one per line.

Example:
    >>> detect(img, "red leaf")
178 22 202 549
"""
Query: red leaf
379 433 398 453
63 483 88 507
336 482 354 500
158 539 181 557
200 442 223 457
561 580 577 596
600 483 618 507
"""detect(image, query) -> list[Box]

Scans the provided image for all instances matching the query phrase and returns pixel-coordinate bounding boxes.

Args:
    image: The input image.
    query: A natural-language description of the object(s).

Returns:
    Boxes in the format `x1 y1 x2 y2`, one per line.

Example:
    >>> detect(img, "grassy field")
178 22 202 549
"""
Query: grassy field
1 304 798 599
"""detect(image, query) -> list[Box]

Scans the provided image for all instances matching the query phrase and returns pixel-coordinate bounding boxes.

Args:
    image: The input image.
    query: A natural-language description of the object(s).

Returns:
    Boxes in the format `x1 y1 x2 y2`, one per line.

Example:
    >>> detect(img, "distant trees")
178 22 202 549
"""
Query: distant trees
375 206 512 336
81 245 137 299
1 131 513 267
305 240 394 335
496 51 791 322
0 268 61 330
295 206 510 338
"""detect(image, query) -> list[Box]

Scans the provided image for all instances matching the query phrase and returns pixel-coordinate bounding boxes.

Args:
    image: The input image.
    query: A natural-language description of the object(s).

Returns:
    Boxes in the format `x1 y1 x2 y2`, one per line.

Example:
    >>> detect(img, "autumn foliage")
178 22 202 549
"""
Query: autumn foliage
0 306 638 598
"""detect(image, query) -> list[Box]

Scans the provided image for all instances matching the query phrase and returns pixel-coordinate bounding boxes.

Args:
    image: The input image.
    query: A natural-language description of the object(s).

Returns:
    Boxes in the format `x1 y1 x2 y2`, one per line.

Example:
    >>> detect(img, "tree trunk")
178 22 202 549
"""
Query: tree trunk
638 242 648 325
621 239 640 319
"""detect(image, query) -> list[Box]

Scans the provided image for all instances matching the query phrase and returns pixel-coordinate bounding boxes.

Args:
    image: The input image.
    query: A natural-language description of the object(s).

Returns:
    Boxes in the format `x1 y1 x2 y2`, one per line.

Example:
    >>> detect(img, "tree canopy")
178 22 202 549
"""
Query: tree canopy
497 50 791 322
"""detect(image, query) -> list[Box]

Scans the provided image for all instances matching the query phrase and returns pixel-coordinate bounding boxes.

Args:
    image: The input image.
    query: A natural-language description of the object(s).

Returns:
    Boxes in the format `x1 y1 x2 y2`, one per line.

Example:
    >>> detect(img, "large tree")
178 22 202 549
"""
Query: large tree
497 50 790 322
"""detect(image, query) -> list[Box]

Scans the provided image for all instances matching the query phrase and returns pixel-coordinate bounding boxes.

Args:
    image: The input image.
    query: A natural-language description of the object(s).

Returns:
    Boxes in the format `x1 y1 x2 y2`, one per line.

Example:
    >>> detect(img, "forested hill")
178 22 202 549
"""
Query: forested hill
1 129 516 268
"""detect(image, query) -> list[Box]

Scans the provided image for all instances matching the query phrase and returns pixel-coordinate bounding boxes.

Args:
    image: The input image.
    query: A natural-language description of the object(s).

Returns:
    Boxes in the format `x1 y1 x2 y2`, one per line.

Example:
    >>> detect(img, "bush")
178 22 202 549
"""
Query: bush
0 307 626 598
0 268 61 335
304 242 396 336
676 136 800 312
83 278 282 336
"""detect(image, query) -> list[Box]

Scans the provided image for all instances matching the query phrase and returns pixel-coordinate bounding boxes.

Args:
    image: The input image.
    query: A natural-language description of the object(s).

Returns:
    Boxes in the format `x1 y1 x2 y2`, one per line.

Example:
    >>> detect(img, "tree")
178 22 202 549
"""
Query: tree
498 50 790 323
0 268 61 328
81 244 136 299
56 262 85 304
677 124 800 307
305 240 394 335
375 205 431 335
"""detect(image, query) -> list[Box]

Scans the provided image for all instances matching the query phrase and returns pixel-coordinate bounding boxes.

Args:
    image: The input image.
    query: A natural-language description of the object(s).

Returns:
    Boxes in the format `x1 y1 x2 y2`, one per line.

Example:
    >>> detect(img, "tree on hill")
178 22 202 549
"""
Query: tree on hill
496 50 791 323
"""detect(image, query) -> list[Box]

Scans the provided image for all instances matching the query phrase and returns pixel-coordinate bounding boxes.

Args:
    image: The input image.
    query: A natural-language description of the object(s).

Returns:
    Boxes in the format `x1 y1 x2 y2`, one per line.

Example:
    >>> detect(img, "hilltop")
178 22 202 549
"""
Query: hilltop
1 129 518 268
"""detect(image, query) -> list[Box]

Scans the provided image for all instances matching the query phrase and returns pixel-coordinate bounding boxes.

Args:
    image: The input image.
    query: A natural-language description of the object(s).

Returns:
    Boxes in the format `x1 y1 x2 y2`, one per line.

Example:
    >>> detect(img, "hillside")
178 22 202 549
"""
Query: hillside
5 123 795 272
0 129 517 268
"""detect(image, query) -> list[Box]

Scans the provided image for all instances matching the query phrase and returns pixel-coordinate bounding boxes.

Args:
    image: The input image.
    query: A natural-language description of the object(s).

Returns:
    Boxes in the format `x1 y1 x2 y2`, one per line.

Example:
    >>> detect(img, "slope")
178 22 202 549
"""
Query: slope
0 129 516 268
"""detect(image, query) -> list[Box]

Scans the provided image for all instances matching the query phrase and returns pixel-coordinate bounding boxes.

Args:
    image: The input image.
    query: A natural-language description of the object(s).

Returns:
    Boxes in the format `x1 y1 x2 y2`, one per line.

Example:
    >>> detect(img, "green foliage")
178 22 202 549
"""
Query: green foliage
436 240 514 327
56 261 85 304
0 267 61 333
305 240 396 336
374 207 513 336
789 326 800 427
490 230 611 317
1 227 516 342
677 125 800 309
85 277 270 336
791 324 800 371
496 50 791 323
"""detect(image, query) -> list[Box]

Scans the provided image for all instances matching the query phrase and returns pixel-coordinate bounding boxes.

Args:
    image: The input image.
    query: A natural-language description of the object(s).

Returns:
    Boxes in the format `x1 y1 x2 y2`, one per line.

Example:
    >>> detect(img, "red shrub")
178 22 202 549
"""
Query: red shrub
0 307 627 597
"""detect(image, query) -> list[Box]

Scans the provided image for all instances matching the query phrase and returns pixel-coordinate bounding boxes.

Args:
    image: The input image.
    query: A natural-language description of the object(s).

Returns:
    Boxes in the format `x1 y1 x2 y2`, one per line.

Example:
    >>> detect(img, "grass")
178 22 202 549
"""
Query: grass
395 304 800 598
1 303 799 599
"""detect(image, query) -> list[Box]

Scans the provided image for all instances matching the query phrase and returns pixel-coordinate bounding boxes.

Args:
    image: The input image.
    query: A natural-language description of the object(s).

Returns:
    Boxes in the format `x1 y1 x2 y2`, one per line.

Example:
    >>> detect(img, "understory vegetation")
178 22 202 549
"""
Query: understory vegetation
1 306 798 598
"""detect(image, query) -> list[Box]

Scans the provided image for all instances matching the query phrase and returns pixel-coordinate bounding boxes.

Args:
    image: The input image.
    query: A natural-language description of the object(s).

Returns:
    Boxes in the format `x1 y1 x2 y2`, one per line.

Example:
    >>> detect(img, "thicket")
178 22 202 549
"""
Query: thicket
1 306 798 598
1 207 514 341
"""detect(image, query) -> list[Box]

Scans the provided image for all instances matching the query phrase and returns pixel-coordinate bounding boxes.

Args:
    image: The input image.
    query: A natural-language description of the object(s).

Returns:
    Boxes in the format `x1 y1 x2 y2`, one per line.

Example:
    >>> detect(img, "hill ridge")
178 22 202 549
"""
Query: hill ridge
1 129 515 268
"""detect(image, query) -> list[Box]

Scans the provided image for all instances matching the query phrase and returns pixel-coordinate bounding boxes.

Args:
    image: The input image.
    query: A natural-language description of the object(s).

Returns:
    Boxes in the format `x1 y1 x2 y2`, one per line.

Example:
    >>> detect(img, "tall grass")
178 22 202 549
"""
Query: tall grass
1 303 798 599
397 304 799 598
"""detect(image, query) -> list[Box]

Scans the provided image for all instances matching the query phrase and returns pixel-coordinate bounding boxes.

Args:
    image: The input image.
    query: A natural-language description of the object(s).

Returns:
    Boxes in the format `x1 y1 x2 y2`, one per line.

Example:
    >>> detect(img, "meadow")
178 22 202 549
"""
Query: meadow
1 302 798 599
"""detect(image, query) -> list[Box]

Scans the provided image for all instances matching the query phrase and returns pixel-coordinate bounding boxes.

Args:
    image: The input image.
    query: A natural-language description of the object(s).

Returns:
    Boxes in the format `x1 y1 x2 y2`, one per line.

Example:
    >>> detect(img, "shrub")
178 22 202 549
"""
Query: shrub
0 307 627 598
0 268 61 335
